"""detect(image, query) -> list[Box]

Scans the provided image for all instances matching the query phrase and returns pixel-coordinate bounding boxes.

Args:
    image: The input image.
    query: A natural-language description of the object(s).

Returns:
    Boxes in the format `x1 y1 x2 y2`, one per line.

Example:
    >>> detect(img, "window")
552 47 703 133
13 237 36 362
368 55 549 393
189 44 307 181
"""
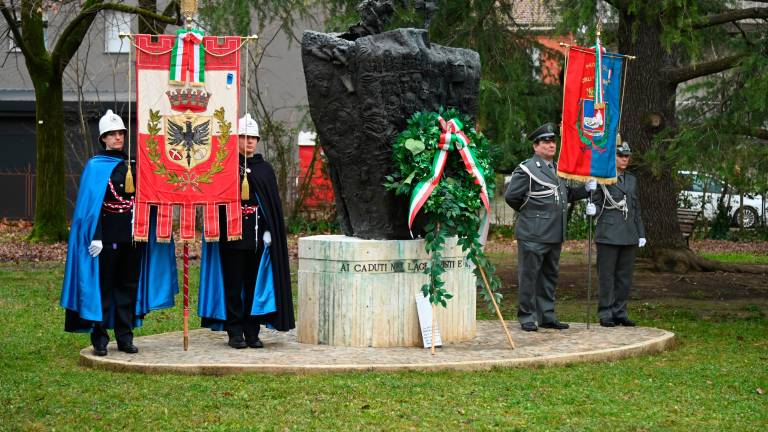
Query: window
104 11 131 54
528 47 541 81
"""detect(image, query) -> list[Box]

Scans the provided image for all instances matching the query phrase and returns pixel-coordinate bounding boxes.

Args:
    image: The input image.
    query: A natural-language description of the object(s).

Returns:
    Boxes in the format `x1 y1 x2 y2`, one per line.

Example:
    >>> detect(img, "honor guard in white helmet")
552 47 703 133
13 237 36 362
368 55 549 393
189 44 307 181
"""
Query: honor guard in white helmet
98 109 127 147
202 111 295 348
238 113 260 138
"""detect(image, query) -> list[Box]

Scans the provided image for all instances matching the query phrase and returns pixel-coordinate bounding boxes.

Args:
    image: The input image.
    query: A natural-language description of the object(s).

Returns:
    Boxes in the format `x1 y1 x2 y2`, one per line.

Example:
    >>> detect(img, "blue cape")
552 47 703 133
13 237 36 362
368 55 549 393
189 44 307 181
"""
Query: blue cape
61 155 177 332
198 239 276 330
135 215 179 317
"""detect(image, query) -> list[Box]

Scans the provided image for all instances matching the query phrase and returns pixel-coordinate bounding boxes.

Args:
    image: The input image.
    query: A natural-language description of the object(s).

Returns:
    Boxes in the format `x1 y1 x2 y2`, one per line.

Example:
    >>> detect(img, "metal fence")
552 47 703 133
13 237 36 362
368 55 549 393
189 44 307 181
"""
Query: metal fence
0 167 82 220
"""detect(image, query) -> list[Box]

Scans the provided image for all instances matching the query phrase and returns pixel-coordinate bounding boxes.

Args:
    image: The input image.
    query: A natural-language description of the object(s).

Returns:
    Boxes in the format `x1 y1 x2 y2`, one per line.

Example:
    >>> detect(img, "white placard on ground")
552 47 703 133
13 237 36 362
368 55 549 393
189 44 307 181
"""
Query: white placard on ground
415 293 443 349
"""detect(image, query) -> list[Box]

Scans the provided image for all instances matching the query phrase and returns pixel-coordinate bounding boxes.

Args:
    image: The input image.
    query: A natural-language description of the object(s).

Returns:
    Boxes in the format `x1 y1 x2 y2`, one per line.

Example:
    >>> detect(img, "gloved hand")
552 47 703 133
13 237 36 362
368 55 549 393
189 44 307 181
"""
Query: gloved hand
585 202 597 216
638 238 647 248
585 178 597 191
263 230 272 246
88 240 103 257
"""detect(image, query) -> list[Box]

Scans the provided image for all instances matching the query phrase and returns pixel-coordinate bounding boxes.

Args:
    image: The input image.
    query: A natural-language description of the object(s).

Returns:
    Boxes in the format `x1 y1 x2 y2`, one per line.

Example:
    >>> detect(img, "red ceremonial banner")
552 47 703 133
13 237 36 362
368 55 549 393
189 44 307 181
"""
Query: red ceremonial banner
559 45 623 183
133 34 242 242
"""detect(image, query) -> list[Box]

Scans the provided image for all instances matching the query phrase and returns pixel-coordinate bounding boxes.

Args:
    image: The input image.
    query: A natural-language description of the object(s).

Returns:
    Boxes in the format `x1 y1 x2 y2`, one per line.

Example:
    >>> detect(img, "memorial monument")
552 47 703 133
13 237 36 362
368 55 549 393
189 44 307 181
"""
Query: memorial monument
299 0 483 347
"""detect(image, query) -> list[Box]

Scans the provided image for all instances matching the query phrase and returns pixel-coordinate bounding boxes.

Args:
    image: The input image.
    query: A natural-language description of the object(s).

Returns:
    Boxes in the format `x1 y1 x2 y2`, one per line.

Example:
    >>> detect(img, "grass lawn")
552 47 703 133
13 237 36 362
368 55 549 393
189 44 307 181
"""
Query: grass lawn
1 260 767 431
700 252 768 265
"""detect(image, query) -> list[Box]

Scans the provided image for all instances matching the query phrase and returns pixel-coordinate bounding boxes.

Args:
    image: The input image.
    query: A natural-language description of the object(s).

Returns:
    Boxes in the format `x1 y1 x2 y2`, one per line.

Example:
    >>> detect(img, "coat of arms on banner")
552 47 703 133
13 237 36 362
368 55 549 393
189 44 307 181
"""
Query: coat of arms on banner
165 113 212 170
580 86 606 140
132 32 244 242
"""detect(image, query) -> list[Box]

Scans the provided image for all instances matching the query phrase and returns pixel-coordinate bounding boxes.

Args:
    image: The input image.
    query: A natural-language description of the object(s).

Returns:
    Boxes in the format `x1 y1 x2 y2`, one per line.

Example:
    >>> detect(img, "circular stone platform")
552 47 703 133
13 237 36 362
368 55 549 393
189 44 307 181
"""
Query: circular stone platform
79 322 675 374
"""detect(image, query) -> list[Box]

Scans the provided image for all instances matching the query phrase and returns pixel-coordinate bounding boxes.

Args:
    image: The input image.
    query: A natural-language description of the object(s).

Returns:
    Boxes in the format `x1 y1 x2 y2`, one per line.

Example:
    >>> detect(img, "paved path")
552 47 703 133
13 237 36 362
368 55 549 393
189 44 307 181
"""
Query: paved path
80 321 675 374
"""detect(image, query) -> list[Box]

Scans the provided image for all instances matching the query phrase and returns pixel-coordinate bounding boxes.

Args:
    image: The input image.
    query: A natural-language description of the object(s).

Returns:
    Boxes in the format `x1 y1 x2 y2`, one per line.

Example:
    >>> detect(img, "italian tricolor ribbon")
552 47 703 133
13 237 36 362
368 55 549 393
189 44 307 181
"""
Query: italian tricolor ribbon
408 116 491 231
170 29 205 84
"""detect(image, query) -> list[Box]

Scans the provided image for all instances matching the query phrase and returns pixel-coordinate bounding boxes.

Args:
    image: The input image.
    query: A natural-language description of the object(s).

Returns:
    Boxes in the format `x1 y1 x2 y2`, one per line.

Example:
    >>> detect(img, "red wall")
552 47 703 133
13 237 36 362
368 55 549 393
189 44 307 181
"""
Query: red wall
298 144 334 209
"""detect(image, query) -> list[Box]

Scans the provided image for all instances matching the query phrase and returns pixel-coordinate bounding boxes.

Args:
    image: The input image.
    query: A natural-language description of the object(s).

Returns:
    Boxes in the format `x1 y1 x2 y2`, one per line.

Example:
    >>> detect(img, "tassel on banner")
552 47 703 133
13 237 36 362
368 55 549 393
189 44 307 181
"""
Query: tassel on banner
241 176 249 200
124 164 135 193
616 132 623 147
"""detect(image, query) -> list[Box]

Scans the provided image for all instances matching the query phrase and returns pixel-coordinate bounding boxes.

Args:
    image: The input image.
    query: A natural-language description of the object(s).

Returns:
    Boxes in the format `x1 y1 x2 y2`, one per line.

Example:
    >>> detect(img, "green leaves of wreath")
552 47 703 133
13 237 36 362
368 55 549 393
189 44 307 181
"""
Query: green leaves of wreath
385 107 503 309
146 107 230 192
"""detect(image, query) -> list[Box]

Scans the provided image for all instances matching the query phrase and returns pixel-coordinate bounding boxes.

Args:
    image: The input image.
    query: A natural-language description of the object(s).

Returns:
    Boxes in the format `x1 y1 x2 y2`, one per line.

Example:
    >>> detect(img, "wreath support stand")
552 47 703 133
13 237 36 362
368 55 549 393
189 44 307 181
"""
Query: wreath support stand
430 222 440 356
478 265 515 349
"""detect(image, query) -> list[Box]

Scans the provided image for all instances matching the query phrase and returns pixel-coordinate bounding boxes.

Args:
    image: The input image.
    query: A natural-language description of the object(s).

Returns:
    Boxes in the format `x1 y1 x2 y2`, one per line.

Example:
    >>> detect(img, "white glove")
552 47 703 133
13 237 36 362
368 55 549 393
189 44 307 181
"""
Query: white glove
585 179 597 191
88 240 103 257
638 238 647 248
585 202 597 216
263 230 272 246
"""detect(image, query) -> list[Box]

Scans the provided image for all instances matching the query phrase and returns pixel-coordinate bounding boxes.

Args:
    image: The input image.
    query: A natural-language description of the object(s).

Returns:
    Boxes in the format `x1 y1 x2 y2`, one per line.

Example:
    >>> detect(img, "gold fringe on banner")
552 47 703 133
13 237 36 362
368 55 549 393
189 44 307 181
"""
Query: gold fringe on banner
557 171 618 185
241 176 249 200
124 164 135 193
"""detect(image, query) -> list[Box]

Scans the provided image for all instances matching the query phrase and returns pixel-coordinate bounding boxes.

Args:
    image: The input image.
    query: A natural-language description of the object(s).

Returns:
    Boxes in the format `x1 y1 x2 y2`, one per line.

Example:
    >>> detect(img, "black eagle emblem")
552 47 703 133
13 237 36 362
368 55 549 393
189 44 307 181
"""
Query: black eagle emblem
167 119 211 167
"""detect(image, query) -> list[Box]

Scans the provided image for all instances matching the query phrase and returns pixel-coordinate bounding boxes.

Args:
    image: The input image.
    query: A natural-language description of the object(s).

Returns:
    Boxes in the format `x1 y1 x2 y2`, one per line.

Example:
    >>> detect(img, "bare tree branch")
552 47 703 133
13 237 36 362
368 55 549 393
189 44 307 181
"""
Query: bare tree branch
664 53 748 85
0 1 31 60
733 22 753 47
692 7 768 30
52 1 178 74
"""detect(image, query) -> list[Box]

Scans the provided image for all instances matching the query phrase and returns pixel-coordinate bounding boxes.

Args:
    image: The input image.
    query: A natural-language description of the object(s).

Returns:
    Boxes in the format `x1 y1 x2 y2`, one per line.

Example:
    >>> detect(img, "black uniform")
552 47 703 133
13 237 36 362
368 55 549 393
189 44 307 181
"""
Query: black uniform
218 153 295 344
89 149 139 350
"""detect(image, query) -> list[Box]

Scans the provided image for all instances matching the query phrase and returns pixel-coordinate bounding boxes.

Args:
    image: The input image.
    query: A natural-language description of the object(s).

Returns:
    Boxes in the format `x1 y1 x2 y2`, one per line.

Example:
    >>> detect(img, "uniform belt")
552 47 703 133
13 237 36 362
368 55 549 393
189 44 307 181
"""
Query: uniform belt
103 180 134 213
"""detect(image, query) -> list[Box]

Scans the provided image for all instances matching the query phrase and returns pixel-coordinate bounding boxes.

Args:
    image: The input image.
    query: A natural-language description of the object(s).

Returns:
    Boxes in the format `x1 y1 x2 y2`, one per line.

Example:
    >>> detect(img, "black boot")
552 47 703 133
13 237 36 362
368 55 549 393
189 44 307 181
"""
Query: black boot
91 328 109 356
228 333 247 349
117 333 138 354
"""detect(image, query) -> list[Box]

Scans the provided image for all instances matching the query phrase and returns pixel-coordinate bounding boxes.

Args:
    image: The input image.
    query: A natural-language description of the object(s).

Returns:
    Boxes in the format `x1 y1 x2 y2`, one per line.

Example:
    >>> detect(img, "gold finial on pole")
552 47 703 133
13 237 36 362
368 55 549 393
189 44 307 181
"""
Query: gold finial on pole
181 0 198 29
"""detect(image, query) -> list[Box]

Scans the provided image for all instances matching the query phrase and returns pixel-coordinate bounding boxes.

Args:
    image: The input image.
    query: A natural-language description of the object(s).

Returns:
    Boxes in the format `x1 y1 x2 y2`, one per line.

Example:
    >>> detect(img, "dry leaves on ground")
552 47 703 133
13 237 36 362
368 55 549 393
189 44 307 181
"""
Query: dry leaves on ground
0 219 301 263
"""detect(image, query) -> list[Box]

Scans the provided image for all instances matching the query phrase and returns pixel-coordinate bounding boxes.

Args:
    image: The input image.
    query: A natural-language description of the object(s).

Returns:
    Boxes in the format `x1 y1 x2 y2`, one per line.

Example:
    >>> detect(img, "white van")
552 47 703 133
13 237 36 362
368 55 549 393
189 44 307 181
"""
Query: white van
677 171 763 228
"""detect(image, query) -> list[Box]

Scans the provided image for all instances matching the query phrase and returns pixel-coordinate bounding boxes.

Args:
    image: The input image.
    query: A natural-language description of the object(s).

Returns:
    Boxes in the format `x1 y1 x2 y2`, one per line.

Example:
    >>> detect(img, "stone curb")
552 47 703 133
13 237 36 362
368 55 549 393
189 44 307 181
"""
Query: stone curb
79 322 676 375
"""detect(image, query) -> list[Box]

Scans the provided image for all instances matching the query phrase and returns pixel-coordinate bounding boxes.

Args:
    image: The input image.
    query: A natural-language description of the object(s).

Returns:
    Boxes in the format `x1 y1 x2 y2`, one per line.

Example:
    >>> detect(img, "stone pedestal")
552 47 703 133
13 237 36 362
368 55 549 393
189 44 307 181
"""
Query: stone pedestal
297 235 477 347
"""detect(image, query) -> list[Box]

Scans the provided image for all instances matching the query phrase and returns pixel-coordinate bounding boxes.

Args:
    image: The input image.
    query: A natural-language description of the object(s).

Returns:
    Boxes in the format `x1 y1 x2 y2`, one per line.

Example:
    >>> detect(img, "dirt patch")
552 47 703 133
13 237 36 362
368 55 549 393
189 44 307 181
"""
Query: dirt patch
495 259 768 302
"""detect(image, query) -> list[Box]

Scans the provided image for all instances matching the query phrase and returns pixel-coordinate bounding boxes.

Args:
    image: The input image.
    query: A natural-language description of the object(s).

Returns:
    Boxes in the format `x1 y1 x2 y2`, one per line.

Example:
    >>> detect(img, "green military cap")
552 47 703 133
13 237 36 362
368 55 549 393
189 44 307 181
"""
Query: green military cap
528 122 558 143
617 141 632 155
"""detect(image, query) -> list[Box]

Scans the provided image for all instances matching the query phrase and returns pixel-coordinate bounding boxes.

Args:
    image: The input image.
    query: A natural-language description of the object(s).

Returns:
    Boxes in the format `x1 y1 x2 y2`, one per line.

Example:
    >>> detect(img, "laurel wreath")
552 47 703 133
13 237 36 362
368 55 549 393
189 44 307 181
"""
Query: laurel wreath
146 107 231 192
384 107 503 309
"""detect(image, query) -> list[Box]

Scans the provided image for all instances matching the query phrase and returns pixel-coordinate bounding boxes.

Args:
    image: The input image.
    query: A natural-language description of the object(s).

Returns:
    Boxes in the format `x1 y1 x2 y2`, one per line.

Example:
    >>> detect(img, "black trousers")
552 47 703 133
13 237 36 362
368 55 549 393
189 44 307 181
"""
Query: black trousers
91 242 139 348
596 243 636 320
220 247 261 341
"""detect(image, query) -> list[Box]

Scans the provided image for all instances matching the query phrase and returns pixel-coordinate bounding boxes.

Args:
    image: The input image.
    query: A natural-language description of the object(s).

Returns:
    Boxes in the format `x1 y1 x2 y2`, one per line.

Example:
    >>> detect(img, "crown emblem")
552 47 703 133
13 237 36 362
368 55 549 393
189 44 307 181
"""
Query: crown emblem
166 88 211 113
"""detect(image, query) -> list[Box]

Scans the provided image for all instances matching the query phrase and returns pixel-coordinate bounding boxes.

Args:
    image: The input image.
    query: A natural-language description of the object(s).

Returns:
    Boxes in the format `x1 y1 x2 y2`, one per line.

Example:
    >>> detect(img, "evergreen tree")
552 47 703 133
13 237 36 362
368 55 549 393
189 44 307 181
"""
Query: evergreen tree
558 0 768 270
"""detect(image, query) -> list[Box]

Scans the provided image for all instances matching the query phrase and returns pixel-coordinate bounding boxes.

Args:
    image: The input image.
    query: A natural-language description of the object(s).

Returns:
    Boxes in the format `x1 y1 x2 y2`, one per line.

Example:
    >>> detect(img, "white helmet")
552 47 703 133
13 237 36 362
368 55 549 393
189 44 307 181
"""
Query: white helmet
98 109 127 141
238 113 260 138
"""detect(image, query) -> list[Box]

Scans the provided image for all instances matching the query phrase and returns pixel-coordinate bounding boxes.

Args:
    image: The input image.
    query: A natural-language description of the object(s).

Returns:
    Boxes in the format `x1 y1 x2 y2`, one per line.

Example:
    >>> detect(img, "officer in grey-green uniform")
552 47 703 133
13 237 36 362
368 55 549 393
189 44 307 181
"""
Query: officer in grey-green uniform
505 122 595 331
587 141 646 327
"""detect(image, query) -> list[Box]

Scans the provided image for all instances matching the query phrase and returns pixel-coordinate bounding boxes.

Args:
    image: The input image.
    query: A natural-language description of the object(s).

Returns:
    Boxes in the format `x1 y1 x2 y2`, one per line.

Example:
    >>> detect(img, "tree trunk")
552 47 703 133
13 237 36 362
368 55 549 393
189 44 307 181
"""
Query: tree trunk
28 72 69 242
617 9 692 269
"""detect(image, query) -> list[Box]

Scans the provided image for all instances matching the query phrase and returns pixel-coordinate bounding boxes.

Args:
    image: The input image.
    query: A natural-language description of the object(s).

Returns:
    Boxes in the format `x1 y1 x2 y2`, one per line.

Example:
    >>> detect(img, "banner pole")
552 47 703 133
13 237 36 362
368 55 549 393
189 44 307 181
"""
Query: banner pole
183 243 190 351
586 191 593 329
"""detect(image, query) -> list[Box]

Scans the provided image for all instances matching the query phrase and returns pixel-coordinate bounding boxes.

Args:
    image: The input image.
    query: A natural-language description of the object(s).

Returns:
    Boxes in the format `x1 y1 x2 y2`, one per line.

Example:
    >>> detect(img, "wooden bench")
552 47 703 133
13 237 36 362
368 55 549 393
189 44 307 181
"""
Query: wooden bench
677 208 701 244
